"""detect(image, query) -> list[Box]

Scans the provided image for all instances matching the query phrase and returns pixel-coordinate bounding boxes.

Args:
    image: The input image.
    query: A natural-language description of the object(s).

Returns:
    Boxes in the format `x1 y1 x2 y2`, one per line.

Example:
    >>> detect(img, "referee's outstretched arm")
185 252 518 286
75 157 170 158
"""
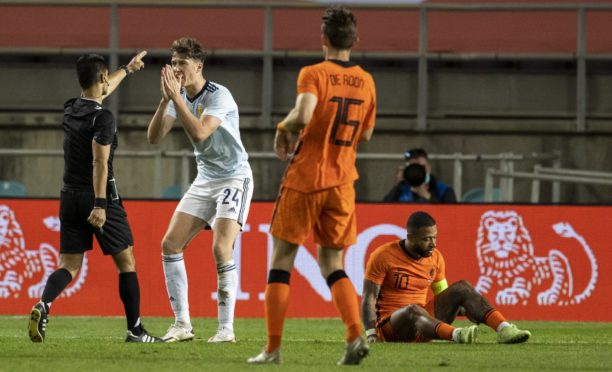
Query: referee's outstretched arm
101 51 147 101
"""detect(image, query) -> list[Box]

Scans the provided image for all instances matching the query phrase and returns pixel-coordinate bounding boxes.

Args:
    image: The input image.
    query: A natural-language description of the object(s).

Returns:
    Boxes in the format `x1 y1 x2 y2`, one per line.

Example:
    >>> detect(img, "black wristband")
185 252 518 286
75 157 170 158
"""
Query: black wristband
94 198 107 210
120 65 131 75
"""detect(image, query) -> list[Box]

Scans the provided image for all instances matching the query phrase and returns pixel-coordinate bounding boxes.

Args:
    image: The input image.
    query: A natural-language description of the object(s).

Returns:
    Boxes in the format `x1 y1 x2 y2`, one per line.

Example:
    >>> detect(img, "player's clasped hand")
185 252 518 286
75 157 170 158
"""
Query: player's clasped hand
87 208 106 230
160 67 170 102
162 65 182 101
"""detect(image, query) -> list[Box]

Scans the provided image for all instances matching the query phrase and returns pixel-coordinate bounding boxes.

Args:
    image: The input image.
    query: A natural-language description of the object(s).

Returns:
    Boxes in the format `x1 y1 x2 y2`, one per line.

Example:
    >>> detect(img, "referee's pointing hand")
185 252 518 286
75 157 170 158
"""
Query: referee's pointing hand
126 50 147 74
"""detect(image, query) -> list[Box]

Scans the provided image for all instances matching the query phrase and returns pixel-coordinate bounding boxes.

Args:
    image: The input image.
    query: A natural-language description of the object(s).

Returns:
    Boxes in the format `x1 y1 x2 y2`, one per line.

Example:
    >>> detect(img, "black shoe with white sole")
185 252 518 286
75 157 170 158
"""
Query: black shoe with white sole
28 302 48 343
125 327 163 343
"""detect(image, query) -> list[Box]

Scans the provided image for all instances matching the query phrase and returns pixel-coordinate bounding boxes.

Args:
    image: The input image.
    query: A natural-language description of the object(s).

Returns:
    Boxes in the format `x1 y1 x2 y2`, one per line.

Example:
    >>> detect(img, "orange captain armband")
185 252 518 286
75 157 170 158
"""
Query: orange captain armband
431 279 448 295
276 121 287 132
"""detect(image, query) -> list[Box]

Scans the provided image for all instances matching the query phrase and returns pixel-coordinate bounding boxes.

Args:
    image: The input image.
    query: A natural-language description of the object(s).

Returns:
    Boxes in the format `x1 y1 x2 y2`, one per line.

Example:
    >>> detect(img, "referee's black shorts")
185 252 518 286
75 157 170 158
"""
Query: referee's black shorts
59 189 134 255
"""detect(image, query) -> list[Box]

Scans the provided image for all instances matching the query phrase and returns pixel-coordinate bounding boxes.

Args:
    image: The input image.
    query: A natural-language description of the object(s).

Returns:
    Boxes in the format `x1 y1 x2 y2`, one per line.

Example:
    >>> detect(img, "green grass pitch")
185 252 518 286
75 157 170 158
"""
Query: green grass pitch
1 316 610 371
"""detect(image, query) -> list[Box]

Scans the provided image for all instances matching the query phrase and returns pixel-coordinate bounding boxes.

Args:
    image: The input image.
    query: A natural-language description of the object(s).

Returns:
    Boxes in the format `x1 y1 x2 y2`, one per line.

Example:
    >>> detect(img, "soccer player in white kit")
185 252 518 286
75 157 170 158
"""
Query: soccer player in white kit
147 37 253 343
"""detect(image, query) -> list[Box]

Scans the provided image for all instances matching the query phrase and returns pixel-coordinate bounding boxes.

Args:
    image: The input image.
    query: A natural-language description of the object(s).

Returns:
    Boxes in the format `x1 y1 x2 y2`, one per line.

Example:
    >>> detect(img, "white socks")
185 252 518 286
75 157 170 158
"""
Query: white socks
496 321 510 332
452 328 460 342
162 253 191 328
216 259 237 333
163 253 237 333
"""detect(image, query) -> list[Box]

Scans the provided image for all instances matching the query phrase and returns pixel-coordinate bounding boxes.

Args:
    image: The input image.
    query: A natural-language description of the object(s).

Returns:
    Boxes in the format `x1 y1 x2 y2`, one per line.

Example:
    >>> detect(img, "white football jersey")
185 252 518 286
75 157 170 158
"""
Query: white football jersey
166 81 252 182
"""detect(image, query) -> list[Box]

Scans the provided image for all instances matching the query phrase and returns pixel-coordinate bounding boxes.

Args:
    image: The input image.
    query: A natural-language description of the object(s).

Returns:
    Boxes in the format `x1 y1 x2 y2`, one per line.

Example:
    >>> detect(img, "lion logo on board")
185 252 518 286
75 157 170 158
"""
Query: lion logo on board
0 205 88 299
474 210 598 306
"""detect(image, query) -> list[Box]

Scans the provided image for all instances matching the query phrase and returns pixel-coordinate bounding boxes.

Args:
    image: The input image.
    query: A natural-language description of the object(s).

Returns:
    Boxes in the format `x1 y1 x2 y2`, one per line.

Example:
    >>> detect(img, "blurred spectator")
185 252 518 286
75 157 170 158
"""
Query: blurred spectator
384 148 457 203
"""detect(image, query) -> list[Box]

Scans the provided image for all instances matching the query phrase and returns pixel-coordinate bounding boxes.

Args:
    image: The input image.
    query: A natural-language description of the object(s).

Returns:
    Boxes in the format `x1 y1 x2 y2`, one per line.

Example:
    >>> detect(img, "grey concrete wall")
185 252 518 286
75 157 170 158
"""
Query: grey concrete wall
1 123 611 203
1 57 612 203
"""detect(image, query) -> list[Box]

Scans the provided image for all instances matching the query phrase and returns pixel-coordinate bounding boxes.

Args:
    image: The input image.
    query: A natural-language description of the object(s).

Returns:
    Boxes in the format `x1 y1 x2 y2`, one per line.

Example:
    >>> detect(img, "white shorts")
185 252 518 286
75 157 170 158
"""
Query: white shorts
175 177 253 228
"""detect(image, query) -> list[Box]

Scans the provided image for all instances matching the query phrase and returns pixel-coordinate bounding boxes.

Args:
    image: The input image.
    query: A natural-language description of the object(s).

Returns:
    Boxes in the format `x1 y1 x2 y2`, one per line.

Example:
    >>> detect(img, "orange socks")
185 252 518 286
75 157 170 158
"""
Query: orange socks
484 309 507 331
435 322 455 341
329 276 362 343
265 269 362 352
265 282 290 353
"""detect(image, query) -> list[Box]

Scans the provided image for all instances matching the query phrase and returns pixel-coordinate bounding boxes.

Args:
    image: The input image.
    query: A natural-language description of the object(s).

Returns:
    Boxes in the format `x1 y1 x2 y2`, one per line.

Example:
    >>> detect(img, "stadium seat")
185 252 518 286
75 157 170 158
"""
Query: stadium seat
461 187 500 203
0 180 27 197
162 184 183 199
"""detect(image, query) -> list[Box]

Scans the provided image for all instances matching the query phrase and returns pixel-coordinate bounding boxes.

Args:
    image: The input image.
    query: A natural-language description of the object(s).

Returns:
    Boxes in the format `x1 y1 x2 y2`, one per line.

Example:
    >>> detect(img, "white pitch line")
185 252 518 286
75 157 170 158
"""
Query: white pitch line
4 335 611 345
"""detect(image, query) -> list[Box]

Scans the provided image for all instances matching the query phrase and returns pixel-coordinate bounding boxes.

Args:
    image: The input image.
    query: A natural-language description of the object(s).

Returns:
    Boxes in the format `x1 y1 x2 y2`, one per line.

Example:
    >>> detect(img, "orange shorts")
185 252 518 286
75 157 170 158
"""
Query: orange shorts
270 183 356 249
377 300 435 343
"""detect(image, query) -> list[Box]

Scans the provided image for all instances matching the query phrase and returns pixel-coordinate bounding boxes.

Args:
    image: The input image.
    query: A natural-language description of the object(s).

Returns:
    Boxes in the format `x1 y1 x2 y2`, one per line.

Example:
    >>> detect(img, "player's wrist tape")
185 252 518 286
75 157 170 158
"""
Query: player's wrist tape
93 198 107 210
365 328 377 337
120 65 131 75
277 122 287 132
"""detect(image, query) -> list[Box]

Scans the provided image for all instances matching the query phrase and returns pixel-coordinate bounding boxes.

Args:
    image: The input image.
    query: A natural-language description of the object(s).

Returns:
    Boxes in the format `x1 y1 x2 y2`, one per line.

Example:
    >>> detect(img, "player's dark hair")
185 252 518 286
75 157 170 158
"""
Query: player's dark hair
76 54 108 89
321 6 357 50
407 211 436 233
171 37 207 63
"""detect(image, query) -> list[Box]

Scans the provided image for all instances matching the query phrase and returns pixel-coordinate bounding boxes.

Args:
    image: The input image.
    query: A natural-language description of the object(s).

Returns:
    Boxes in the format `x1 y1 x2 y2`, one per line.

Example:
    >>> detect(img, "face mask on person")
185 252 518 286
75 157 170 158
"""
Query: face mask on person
424 172 431 185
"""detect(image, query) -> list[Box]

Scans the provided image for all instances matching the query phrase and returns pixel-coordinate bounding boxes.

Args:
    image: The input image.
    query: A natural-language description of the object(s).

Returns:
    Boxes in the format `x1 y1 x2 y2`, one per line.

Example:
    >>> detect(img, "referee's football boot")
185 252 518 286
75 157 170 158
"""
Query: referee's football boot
125 327 163 343
28 302 48 343
337 335 369 365
247 348 281 364
497 324 531 344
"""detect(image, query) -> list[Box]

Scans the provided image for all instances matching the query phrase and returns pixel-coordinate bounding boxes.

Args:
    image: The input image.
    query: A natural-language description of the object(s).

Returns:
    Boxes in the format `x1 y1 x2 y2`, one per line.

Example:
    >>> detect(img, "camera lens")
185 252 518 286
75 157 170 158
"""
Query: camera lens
403 163 426 187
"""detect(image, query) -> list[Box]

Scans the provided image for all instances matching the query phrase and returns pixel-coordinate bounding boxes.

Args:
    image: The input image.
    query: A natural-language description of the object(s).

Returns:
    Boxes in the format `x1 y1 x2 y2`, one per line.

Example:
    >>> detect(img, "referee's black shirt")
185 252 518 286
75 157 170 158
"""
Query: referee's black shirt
62 98 118 192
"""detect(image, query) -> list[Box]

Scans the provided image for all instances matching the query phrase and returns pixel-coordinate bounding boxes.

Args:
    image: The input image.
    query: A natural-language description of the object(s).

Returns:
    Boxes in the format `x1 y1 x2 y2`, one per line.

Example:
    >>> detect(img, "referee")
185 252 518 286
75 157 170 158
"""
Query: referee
28 52 160 343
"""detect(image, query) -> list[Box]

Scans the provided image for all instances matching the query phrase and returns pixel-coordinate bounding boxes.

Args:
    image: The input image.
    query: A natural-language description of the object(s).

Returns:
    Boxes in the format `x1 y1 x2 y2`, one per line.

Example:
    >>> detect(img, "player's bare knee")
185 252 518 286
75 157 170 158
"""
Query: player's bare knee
402 304 425 321
212 243 233 264
456 279 474 289
317 247 343 277
450 280 474 296
161 236 183 255
317 260 342 278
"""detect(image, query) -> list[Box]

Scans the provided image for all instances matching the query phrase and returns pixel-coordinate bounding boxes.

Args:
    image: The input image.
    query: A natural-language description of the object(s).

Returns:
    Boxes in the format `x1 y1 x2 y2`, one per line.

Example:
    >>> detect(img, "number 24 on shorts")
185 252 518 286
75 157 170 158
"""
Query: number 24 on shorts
222 188 241 207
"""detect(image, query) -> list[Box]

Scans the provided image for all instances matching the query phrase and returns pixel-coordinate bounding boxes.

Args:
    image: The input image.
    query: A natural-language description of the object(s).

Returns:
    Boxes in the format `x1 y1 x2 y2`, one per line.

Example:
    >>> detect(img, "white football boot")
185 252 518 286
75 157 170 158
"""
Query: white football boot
161 323 195 342
337 336 369 365
207 327 236 343
247 348 281 364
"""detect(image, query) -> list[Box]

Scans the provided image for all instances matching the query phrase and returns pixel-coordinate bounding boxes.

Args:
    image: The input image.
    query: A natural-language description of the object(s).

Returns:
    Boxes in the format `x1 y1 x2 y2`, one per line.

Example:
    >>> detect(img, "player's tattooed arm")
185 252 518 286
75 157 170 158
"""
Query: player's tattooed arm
361 279 381 343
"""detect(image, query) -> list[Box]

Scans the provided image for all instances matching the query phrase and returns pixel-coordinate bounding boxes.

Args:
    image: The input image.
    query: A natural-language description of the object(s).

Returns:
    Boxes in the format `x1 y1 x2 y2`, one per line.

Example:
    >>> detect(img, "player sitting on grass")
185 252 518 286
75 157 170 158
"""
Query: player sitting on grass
362 211 531 344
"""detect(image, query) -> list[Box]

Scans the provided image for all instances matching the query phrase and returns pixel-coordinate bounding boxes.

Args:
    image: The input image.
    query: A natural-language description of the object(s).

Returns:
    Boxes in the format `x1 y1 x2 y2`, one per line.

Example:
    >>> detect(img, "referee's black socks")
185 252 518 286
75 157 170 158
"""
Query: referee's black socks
119 272 143 335
41 268 73 313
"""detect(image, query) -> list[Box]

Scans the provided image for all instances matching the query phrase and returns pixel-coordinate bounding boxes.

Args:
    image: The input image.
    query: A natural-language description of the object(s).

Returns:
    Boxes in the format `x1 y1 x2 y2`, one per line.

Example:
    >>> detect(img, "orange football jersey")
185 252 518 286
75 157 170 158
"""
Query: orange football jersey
282 60 376 193
365 240 446 324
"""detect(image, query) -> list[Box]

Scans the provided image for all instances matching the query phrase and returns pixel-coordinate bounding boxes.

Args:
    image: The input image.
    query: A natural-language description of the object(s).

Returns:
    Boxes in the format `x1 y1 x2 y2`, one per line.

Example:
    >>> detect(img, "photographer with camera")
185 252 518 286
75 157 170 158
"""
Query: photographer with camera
383 148 457 203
